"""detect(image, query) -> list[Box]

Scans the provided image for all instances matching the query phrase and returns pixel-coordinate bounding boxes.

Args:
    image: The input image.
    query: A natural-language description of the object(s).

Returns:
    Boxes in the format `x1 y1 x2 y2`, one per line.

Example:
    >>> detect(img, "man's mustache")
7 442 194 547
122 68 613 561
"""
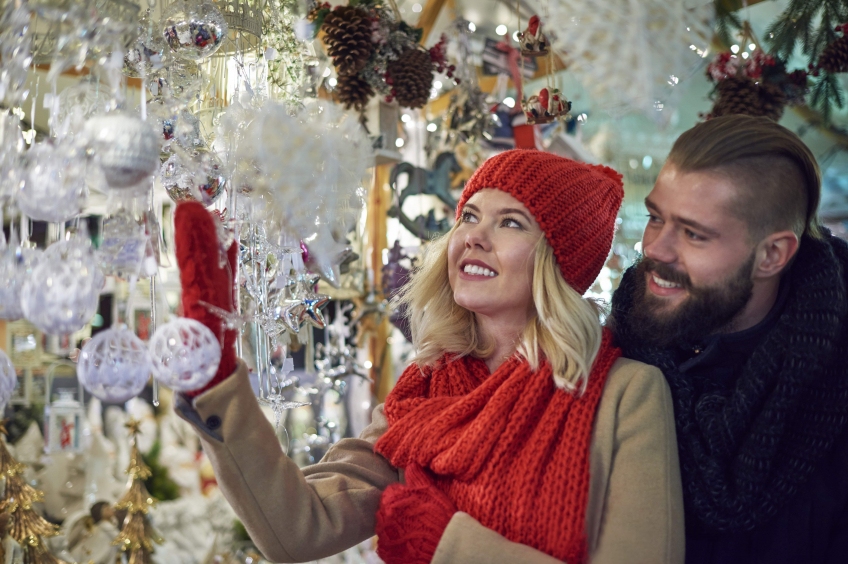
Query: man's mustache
638 257 692 290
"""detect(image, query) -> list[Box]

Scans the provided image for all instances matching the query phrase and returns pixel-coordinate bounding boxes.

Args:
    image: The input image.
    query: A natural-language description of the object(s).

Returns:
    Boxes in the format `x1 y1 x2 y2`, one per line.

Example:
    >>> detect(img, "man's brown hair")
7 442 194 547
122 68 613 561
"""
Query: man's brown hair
667 115 822 240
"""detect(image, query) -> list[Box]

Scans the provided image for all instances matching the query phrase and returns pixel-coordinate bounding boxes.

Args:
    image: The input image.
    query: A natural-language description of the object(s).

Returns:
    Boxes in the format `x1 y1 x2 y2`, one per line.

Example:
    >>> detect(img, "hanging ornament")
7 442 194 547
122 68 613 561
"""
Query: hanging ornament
160 147 226 205
0 114 25 201
518 15 549 57
148 59 206 106
0 231 41 321
148 318 221 392
21 233 104 336
84 112 160 189
522 86 572 124
78 327 152 403
387 48 434 108
18 142 87 223
44 386 86 453
322 6 375 76
335 73 375 112
302 225 349 289
123 9 171 78
817 23 848 74
98 209 150 279
0 5 33 107
0 349 16 409
161 0 228 62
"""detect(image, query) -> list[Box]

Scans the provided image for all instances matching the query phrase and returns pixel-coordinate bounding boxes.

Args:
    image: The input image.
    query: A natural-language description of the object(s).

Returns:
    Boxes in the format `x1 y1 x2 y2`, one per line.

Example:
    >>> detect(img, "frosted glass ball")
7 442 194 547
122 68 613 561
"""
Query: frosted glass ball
149 318 221 392
0 349 16 409
21 238 103 335
78 327 151 403
18 143 86 222
85 113 160 188
161 0 228 62
160 147 226 206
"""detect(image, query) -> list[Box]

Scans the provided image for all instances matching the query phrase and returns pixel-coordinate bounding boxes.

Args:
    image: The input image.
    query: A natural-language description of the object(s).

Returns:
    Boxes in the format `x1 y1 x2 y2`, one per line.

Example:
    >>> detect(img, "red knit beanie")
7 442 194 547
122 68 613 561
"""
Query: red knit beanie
456 149 624 295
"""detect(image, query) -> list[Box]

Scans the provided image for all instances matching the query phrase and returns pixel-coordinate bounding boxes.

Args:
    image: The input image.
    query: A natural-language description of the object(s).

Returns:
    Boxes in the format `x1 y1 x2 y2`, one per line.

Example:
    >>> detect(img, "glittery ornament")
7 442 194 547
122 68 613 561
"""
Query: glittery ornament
85 112 160 188
21 235 104 335
77 327 152 403
98 209 149 279
18 142 86 223
0 349 15 409
162 0 228 62
149 318 221 392
123 9 171 78
148 59 205 105
160 147 226 205
0 231 41 321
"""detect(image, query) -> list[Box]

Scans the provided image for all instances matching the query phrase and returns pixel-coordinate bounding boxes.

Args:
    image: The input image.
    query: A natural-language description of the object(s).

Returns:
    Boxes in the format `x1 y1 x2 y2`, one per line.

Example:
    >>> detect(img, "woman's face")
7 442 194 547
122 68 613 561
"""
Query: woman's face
448 189 543 324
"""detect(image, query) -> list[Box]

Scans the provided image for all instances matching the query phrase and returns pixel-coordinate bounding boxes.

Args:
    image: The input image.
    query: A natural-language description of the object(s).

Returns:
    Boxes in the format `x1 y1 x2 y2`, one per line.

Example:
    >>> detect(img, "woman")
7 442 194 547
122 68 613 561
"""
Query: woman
173 149 684 563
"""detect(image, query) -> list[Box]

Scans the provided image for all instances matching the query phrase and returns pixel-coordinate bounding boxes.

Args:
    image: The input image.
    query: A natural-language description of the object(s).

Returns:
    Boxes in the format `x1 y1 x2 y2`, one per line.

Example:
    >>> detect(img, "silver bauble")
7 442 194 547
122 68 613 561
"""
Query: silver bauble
161 147 226 206
19 142 86 222
148 59 205 105
85 112 160 188
162 0 228 61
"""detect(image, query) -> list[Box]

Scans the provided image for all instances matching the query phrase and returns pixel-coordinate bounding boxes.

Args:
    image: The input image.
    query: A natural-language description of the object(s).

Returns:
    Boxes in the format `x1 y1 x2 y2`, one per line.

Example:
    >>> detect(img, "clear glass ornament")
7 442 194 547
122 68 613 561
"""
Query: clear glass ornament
98 209 149 279
148 59 205 106
84 112 160 189
0 348 17 409
78 327 152 403
149 318 221 392
123 9 170 78
161 0 228 62
18 142 86 223
21 235 104 335
160 146 226 206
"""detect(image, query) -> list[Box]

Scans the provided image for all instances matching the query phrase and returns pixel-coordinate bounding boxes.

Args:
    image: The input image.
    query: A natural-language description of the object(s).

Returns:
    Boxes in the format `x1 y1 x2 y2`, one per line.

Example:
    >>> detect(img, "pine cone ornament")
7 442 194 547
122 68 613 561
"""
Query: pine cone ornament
818 34 848 74
322 6 374 76
335 73 374 112
388 48 435 109
757 81 787 121
710 76 761 119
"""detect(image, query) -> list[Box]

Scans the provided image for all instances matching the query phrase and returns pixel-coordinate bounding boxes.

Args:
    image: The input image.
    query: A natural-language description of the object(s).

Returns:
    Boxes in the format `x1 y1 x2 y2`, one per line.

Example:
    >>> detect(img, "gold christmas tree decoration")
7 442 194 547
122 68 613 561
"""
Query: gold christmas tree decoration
0 420 68 564
112 419 163 564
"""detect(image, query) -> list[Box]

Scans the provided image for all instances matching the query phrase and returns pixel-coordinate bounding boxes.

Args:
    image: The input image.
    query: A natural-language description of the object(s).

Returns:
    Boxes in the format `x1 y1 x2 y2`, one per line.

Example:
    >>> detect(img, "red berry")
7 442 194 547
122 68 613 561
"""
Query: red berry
455 78 462 84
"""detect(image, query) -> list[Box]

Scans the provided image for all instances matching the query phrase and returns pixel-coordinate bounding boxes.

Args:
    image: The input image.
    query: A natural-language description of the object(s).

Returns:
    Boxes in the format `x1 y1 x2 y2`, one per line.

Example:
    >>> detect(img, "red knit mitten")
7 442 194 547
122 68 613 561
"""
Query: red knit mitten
174 201 238 396
375 464 457 564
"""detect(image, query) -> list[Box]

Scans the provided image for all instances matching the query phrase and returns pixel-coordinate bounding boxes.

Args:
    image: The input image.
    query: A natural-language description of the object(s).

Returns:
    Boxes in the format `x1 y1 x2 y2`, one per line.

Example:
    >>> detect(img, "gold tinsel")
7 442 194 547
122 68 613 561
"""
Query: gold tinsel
0 421 68 564
112 419 163 564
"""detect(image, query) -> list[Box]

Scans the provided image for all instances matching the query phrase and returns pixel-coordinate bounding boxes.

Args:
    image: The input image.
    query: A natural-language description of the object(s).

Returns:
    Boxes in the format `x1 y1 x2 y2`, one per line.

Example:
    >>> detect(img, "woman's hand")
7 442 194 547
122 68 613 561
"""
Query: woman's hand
375 464 457 564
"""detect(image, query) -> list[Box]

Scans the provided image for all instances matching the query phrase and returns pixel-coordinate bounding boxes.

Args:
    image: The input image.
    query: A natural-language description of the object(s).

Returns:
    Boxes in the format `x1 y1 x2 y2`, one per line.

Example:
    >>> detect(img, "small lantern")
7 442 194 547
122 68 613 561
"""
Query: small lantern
44 362 85 454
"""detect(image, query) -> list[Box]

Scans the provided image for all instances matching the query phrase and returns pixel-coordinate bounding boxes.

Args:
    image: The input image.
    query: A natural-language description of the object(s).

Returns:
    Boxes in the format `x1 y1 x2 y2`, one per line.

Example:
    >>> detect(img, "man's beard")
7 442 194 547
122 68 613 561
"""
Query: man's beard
624 253 756 348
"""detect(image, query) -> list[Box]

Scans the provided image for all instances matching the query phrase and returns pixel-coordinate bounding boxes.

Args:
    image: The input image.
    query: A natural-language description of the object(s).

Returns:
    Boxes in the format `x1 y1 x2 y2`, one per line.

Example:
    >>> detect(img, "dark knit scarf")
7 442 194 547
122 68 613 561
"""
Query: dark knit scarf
374 331 622 564
610 232 848 533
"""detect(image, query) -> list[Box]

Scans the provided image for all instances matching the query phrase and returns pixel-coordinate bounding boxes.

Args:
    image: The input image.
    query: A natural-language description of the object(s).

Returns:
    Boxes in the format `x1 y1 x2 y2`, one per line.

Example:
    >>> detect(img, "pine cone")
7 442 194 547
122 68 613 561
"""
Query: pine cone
322 6 374 76
818 35 848 74
710 76 761 118
758 81 787 121
388 48 434 109
335 73 374 112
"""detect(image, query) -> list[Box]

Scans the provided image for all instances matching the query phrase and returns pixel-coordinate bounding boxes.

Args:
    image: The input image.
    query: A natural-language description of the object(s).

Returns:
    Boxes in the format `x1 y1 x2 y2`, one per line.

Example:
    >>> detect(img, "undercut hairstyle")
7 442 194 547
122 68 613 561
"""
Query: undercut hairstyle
667 115 822 240
397 224 603 393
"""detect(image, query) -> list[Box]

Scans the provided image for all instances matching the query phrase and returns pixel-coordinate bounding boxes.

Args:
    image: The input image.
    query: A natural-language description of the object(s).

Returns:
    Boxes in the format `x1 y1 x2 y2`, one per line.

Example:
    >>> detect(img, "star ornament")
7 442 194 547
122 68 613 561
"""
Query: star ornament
300 294 330 329
125 418 142 437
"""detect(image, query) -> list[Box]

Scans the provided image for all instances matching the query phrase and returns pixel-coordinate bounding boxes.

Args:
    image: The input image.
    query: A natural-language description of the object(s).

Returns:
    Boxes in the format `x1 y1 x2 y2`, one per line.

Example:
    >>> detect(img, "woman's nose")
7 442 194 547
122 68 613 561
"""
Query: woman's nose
464 223 492 251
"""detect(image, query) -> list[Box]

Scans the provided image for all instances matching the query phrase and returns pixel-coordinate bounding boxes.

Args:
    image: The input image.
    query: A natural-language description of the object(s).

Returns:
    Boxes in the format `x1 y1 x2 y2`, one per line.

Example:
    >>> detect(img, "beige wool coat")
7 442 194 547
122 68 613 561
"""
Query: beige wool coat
176 357 685 564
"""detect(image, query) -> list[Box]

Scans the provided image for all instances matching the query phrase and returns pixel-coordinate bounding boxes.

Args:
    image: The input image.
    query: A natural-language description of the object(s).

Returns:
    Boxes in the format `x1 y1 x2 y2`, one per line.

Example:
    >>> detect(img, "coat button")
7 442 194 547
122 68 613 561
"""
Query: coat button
206 415 222 430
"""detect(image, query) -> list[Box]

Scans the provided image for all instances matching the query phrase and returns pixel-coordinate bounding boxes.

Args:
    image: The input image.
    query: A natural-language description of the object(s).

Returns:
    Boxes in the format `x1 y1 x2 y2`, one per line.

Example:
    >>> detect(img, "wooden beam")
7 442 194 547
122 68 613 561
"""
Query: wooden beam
33 63 143 89
417 0 448 45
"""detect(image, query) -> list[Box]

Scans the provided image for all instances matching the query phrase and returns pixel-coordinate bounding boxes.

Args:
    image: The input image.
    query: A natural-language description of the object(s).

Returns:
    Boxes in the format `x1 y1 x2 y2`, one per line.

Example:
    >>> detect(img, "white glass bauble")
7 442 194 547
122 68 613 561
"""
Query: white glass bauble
84 112 160 189
161 0 228 62
78 327 151 403
149 318 221 392
0 349 16 409
18 143 86 222
21 237 103 335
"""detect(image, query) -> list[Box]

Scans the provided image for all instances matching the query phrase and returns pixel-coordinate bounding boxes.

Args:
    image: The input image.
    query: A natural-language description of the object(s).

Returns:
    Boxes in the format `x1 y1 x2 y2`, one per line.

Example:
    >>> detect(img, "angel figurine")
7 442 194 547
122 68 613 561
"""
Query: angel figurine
522 87 572 125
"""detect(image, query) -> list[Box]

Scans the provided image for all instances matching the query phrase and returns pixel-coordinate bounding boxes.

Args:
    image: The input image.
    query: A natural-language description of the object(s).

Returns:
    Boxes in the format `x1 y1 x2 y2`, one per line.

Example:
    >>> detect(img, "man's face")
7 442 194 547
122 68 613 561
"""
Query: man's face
630 164 758 346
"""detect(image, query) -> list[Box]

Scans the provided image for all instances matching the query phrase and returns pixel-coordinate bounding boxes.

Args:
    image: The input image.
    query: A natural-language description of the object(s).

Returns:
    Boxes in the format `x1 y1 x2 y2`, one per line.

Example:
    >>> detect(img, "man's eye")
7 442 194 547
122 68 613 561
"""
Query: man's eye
685 229 705 242
646 214 662 224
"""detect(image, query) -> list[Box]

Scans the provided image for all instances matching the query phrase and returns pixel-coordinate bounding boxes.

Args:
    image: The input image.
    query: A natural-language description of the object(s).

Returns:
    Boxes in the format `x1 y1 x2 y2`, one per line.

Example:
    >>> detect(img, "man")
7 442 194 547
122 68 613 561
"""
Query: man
610 115 848 564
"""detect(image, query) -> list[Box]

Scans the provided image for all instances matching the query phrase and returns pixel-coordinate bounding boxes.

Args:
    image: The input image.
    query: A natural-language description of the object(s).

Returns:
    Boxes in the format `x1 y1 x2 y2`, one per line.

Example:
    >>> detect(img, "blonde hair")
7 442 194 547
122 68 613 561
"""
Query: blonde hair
397 226 603 393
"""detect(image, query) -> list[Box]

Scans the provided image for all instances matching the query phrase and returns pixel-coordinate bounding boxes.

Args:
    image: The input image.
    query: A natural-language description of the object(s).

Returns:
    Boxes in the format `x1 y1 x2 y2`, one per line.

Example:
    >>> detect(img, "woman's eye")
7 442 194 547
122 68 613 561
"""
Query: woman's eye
501 217 523 229
461 211 478 223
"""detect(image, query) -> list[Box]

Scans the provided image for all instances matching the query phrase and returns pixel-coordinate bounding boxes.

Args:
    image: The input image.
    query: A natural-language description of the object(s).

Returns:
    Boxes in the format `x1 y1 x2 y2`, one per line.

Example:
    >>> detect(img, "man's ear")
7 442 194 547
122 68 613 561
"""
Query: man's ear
754 231 799 279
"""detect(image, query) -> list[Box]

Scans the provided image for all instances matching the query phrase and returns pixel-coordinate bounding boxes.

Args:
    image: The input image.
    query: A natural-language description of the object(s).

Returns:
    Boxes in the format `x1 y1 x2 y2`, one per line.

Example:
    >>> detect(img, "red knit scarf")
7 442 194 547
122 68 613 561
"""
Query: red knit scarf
374 330 621 563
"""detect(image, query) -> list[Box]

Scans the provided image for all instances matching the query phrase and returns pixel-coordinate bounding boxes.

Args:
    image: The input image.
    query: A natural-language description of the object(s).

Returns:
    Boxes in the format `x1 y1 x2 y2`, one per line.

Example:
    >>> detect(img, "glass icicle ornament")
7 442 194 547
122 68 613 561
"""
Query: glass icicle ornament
77 327 152 403
149 318 221 392
0 229 41 320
